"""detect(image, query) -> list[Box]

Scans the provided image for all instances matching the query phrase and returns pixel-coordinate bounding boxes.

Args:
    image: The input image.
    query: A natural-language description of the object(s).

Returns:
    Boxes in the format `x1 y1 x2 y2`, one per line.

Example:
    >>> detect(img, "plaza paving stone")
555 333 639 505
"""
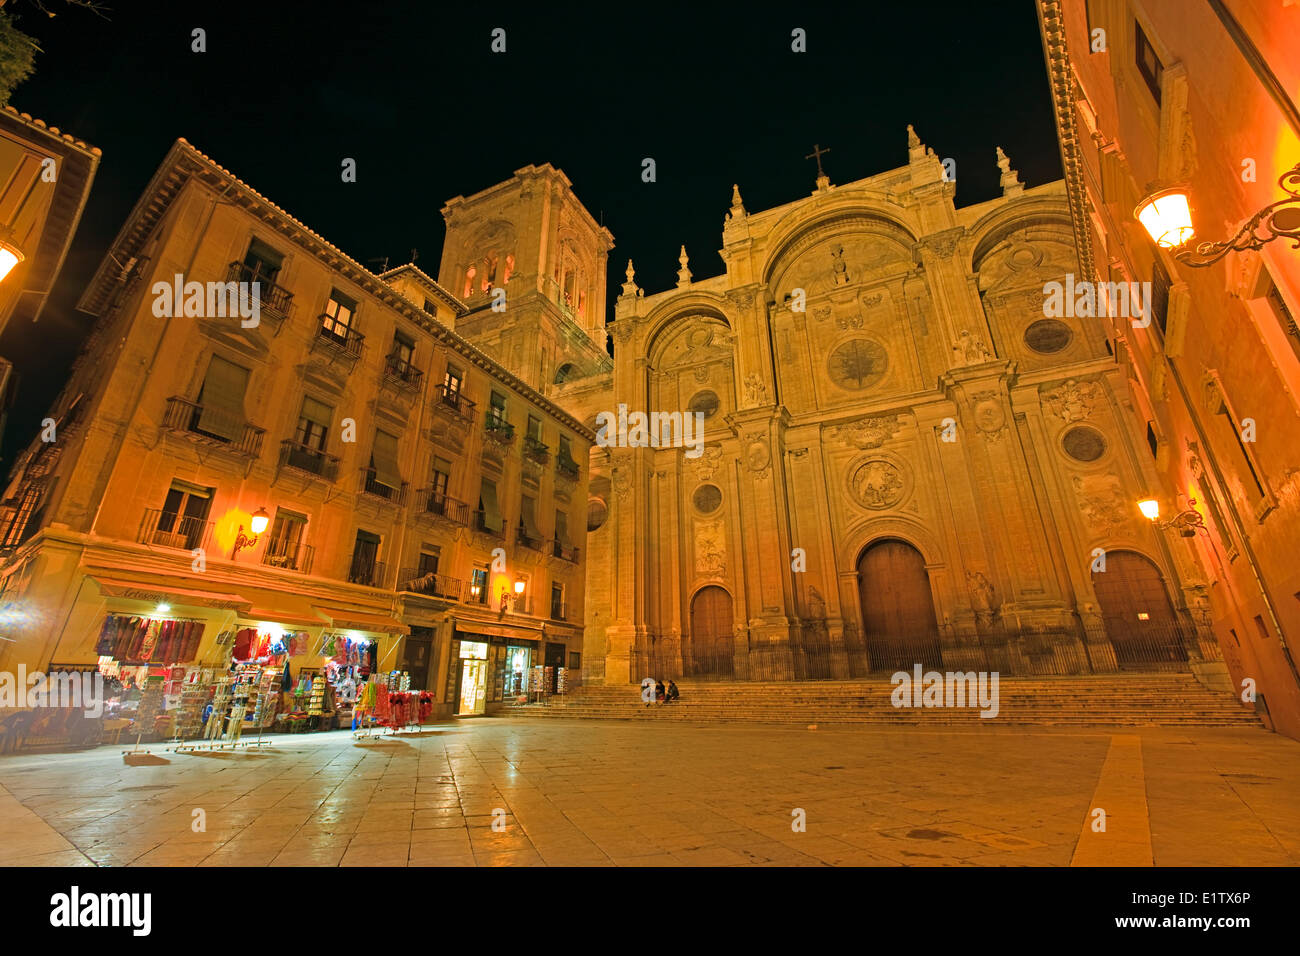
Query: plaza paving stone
0 717 1295 867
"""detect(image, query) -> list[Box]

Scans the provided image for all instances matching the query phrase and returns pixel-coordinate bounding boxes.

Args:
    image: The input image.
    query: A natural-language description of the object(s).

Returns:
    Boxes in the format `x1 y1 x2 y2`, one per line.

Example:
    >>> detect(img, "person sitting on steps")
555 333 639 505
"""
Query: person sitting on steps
665 680 680 704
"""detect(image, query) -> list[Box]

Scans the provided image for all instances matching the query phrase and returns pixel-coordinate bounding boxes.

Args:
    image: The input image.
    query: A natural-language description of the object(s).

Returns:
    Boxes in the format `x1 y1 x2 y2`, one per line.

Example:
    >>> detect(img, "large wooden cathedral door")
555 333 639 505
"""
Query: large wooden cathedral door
688 586 734 676
1090 550 1188 669
857 539 943 671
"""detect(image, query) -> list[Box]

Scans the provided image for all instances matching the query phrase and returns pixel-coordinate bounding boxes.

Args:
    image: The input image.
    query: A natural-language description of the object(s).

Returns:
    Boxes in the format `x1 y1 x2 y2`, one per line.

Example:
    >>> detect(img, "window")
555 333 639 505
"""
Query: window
1146 422 1159 459
430 457 451 498
295 396 332 450
1134 20 1163 103
1 483 43 548
551 583 565 620
422 298 438 317
265 509 308 570
488 390 506 426
1151 257 1171 336
1217 405 1266 501
193 355 250 442
368 430 402 495
322 289 356 341
1263 274 1300 361
477 477 503 534
349 530 381 586
417 548 440 577
391 330 415 366
155 480 213 550
568 652 581 670
526 415 542 442
519 494 540 545
1254 615 1270 640
443 364 463 406
242 238 283 283
471 566 489 604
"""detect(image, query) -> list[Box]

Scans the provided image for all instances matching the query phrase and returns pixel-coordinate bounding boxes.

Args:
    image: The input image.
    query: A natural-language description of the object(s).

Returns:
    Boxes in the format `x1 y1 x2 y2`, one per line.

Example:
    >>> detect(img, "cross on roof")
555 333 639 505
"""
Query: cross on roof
805 143 831 178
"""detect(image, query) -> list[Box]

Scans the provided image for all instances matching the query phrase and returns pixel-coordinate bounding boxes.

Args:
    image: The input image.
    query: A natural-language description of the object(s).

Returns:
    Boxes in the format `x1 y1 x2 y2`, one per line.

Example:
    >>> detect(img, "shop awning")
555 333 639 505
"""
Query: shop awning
314 606 410 636
239 608 329 630
453 619 545 641
88 574 250 611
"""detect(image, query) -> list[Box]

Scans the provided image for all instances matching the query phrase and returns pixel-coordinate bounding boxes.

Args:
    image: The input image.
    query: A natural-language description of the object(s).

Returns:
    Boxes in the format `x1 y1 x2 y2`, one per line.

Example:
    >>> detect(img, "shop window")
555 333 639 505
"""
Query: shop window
1134 20 1162 104
321 288 356 341
155 480 213 550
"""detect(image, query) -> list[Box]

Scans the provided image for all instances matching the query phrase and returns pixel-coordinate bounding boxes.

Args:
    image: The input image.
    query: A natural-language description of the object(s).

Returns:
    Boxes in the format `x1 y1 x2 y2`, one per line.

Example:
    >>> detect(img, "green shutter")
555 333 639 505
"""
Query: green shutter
197 356 249 440
371 430 401 487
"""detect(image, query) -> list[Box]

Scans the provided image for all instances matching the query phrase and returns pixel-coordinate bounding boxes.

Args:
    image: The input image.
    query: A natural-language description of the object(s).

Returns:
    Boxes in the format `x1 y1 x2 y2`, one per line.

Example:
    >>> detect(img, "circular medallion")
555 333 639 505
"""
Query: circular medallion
848 458 907 510
587 496 608 531
1024 319 1073 354
1062 425 1107 462
827 338 888 391
688 389 721 418
692 484 722 514
974 399 1006 434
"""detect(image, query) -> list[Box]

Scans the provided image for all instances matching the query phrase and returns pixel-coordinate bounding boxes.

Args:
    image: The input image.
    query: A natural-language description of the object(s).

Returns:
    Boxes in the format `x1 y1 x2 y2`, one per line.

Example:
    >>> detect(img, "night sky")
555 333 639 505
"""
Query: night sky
0 0 1061 468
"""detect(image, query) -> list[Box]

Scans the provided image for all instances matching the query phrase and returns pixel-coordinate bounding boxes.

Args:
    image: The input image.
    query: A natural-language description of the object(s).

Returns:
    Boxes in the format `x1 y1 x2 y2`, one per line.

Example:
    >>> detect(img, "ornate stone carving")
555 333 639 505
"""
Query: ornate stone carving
692 443 723 481
952 329 993 365
789 447 810 460
971 391 1007 442
613 466 632 500
921 228 964 260
829 415 900 449
1072 473 1130 535
695 519 726 575
831 246 850 285
966 570 998 626
744 435 771 478
743 372 769 405
1042 378 1101 423
827 338 888 391
610 320 636 345
728 287 755 309
812 305 832 323
835 310 865 330
848 458 906 510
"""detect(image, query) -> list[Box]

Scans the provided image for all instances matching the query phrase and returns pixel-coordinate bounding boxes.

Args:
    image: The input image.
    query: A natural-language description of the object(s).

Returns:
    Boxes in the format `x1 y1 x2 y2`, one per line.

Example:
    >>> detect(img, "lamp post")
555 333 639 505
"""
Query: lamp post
1137 495 1206 538
232 507 270 558
1134 163 1300 267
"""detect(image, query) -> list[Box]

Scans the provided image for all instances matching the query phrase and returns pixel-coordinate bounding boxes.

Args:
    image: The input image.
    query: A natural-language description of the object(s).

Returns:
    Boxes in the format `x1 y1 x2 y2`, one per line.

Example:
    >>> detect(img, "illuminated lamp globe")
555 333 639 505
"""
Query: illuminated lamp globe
250 507 270 535
1135 189 1195 248
1137 497 1161 521
513 578 526 596
0 240 23 281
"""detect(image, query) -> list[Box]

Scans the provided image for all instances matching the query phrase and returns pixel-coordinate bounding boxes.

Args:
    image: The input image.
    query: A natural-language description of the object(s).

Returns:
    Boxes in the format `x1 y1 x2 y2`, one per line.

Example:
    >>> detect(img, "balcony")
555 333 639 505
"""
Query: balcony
552 540 580 563
415 489 470 526
516 527 546 552
278 439 341 482
348 557 387 588
227 261 293 326
484 415 515 447
359 467 408 506
432 385 476 424
474 510 504 538
162 396 265 459
311 317 365 365
261 537 315 573
556 456 580 482
138 508 212 551
523 436 550 465
382 353 424 394
397 569 463 600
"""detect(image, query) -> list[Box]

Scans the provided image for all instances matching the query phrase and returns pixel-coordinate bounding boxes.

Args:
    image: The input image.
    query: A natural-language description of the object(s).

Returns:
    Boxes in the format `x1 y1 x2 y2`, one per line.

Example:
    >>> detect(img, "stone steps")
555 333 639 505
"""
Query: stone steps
505 676 1261 726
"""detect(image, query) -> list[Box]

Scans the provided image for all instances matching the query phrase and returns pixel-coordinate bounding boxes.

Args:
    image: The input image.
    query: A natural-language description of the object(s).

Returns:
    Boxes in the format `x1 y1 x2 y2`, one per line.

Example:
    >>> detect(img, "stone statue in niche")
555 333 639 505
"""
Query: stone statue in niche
744 373 769 405
807 586 827 621
953 329 992 365
831 246 850 286
966 570 997 625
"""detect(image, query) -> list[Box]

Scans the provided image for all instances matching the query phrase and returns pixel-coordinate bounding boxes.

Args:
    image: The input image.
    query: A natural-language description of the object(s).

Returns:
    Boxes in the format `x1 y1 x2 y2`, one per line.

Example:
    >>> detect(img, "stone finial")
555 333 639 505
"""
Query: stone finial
907 124 927 163
677 245 692 287
620 258 641 298
729 183 746 217
907 124 920 148
996 146 1024 196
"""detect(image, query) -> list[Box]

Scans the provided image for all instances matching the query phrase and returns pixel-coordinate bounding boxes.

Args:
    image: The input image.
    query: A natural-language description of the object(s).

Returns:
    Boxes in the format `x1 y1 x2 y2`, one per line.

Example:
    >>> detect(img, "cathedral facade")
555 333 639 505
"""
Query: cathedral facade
443 131 1230 688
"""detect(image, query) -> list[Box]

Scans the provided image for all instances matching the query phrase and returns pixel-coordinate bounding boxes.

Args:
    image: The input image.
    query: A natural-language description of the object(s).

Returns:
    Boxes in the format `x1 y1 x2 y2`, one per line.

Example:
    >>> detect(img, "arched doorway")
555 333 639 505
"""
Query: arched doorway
857 539 943 671
1090 550 1188 669
688 586 734 676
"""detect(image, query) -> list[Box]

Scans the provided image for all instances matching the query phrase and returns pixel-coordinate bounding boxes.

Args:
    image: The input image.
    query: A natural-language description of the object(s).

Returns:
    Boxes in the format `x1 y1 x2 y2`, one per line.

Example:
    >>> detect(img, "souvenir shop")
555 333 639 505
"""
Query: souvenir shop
447 631 575 715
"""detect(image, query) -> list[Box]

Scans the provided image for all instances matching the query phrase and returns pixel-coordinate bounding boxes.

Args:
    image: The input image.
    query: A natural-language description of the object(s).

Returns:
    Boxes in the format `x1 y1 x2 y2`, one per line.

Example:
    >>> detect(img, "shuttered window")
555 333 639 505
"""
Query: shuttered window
479 478 503 533
370 430 401 487
196 356 249 441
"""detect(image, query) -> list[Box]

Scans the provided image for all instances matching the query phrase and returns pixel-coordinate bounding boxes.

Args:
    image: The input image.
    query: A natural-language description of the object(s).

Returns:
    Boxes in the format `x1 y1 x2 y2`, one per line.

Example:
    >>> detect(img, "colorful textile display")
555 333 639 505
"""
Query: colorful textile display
94 615 205 665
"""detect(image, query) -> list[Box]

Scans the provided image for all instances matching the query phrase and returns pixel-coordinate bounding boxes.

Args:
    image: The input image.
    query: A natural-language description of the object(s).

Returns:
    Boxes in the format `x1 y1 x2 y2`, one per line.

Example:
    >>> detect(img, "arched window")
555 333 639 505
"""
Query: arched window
463 265 476 298
554 363 577 385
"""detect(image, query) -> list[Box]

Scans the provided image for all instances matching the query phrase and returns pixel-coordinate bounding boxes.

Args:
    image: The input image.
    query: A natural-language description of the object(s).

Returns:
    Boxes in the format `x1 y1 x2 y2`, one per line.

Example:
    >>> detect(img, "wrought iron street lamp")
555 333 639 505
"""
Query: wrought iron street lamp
1135 163 1300 267
232 507 270 558
0 230 25 282
1137 495 1204 537
498 577 526 617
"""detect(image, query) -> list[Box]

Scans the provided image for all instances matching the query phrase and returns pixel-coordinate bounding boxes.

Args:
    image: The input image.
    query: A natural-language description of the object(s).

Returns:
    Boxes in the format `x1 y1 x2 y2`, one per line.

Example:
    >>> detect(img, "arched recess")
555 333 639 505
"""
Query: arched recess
968 198 1075 273
554 362 577 385
688 584 734 677
855 538 943 671
760 203 921 290
1089 549 1188 669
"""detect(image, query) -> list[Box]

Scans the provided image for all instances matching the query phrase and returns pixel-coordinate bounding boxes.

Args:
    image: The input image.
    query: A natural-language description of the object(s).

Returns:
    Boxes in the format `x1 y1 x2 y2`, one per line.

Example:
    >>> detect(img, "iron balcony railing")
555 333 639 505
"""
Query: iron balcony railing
359 467 408 506
261 536 314 573
348 557 386 588
227 261 294 318
383 353 424 391
552 540 580 563
484 415 515 444
163 396 265 458
523 436 550 464
434 384 476 422
474 510 505 537
516 527 546 552
397 568 463 600
278 439 341 481
556 456 580 481
416 489 470 525
139 508 212 552
314 316 366 359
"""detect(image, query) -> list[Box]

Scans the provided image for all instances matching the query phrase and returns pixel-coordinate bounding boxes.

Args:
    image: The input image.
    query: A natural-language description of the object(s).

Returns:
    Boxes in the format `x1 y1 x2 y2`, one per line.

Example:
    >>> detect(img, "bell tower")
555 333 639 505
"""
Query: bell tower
437 164 614 393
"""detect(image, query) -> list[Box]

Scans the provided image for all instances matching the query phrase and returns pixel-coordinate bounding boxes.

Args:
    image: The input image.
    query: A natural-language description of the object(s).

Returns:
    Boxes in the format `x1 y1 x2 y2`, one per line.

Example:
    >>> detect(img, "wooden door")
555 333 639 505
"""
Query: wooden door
857 539 943 671
1091 550 1187 668
689 586 734 676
